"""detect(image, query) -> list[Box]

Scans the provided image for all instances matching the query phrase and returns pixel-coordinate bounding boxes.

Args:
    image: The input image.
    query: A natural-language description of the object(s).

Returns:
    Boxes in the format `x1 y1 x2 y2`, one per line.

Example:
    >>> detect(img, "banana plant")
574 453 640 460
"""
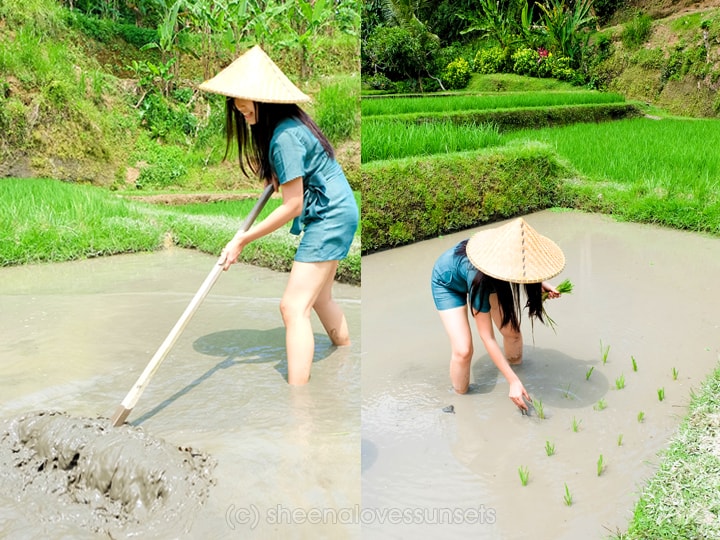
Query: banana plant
538 0 595 67
276 0 335 78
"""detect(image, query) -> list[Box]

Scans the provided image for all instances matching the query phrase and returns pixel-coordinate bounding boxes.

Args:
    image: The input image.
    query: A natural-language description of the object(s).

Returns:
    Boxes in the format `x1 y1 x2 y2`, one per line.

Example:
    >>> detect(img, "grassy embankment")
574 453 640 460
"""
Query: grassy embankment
0 179 360 285
0 0 361 284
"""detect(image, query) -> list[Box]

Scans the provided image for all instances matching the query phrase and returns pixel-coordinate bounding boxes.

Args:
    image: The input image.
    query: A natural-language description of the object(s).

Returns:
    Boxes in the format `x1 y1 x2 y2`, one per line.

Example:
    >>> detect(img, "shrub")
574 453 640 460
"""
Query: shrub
473 46 508 74
139 92 197 143
364 73 393 91
622 12 653 50
512 47 540 77
536 49 553 78
550 56 576 81
442 57 472 90
116 23 157 49
364 25 438 83
133 141 188 189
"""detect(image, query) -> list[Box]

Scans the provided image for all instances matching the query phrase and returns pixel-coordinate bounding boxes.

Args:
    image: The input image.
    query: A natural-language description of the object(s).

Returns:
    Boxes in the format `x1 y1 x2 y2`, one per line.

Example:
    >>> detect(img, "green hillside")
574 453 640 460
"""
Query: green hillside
0 0 360 190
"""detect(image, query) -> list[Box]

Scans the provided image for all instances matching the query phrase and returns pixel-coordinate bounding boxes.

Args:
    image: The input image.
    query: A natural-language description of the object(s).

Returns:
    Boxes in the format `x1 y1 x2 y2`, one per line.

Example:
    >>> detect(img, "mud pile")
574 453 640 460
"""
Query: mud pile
0 411 216 538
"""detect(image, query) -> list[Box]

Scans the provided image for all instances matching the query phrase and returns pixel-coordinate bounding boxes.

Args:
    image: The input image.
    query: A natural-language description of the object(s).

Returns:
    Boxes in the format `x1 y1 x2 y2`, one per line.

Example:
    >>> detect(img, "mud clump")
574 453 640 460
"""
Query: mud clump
0 411 216 538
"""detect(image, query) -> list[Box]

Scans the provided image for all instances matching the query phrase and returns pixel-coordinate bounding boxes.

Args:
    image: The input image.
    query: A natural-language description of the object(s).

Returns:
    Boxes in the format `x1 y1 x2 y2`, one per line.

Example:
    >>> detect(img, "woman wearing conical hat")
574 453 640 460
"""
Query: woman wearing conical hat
199 45 359 385
431 218 565 411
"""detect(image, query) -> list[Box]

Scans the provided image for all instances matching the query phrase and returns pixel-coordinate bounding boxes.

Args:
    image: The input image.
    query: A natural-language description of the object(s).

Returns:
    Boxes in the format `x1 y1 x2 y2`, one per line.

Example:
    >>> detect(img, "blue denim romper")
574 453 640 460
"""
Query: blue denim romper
431 242 492 313
270 118 358 262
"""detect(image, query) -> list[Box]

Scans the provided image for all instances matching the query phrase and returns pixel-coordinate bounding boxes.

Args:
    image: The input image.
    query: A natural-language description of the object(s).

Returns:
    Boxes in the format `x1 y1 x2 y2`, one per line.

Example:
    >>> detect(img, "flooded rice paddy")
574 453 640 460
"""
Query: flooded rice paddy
1 210 719 538
0 249 360 539
361 210 720 539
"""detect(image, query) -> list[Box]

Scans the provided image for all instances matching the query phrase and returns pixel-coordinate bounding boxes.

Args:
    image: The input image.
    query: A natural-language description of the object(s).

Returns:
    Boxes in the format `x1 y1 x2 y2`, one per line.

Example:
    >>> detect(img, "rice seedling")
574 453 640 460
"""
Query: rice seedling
533 398 546 419
542 279 573 331
545 440 556 456
658 387 665 401
600 340 610 364
561 382 574 399
572 417 582 432
585 366 594 381
594 398 607 411
617 434 624 446
555 279 574 295
637 411 645 423
631 356 638 372
672 367 679 380
563 483 573 506
597 454 605 476
518 466 530 486
615 373 626 390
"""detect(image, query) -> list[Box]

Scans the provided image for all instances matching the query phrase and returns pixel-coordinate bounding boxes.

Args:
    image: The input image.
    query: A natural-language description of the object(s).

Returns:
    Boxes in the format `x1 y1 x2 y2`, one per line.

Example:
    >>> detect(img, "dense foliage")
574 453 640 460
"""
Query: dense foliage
0 0 361 187
362 0 602 92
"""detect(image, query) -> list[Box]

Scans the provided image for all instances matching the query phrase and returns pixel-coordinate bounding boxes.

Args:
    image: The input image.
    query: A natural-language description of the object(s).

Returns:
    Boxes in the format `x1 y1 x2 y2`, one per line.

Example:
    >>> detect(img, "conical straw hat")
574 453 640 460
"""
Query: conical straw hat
198 45 310 103
466 218 565 283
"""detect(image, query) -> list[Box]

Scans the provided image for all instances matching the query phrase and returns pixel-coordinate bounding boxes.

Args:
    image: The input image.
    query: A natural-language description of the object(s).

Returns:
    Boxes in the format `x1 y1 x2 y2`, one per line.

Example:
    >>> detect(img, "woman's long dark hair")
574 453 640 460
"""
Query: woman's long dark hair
456 240 544 331
224 98 334 182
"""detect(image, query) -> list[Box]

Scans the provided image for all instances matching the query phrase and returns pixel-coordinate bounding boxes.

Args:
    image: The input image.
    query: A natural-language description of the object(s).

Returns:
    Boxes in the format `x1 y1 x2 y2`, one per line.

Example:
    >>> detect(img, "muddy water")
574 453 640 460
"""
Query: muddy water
361 210 720 539
0 249 360 539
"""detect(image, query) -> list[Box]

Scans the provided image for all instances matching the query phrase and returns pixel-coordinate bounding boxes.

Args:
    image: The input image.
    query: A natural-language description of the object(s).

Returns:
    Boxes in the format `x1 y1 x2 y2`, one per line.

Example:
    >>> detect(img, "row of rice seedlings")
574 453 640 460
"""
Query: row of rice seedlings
360 120 502 162
361 91 626 116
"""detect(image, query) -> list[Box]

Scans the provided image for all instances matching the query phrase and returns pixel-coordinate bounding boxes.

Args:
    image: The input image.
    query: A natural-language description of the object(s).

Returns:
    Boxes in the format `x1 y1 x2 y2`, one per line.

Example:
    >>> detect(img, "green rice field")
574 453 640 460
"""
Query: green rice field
361 120 502 162
506 117 720 198
0 179 361 284
361 91 626 117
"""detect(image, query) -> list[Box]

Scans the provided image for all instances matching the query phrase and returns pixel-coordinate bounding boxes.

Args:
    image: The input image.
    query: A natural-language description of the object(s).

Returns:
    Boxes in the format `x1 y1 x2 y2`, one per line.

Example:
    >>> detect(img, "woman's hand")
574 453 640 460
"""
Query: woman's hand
220 234 247 271
509 380 531 411
542 281 560 299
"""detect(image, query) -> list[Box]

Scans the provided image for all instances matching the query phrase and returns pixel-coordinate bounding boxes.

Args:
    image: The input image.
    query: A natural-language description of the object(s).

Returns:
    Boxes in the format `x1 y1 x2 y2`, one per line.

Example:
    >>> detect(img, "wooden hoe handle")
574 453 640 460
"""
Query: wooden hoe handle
110 185 275 427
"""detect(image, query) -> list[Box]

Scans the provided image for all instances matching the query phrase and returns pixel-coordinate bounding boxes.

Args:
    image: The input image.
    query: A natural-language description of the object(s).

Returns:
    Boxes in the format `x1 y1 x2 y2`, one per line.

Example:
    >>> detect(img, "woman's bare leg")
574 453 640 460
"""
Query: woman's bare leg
489 293 523 364
312 260 350 346
437 306 474 394
280 260 339 385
